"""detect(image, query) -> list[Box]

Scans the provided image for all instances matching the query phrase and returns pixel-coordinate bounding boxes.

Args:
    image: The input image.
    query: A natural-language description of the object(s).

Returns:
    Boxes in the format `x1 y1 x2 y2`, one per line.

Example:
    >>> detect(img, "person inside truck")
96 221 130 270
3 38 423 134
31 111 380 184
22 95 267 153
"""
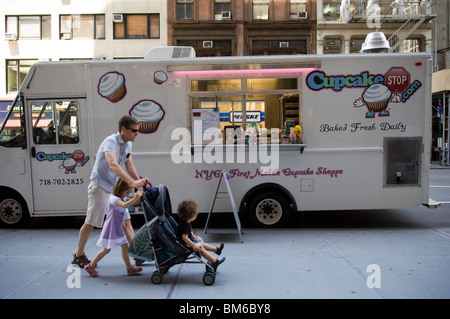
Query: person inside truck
71 114 148 268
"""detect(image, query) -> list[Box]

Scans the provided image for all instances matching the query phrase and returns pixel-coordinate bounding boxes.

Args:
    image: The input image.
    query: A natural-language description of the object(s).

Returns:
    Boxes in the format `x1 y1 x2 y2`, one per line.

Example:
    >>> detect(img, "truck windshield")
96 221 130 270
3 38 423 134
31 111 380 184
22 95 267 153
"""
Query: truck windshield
0 95 25 148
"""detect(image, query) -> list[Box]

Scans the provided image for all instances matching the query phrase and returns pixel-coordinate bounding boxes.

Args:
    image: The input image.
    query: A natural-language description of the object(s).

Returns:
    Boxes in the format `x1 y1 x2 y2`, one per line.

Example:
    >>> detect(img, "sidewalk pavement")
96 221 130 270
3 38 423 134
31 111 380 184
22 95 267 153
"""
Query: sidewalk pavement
430 162 450 169
1 221 450 300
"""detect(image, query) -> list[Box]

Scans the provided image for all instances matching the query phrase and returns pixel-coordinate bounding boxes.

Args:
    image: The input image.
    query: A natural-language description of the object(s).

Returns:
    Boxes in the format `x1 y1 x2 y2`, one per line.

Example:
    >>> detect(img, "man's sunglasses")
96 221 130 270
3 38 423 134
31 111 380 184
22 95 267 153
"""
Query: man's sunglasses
127 127 139 133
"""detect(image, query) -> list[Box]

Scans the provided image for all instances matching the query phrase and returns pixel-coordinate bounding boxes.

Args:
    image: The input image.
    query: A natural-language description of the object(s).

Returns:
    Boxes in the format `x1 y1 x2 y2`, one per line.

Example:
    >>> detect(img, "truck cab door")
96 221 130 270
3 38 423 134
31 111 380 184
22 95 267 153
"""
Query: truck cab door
28 98 91 213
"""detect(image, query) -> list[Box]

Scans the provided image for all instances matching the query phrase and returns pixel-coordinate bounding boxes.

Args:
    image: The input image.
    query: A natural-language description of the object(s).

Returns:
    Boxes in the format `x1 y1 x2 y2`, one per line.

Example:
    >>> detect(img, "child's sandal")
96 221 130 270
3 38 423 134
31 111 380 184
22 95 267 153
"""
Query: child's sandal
216 243 224 255
84 263 99 277
127 266 143 276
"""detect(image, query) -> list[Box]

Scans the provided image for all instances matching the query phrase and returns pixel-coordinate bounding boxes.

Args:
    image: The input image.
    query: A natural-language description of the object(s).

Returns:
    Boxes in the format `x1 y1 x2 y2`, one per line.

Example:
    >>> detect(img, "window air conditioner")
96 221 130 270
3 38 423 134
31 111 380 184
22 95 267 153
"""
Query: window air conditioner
113 14 124 23
5 33 17 41
279 42 289 48
221 11 231 19
297 12 307 19
203 41 213 48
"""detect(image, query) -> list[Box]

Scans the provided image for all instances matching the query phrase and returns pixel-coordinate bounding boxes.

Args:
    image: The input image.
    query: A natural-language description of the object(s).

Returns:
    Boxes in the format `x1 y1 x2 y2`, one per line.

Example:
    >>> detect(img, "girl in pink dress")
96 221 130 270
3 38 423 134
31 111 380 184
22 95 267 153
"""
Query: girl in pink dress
84 179 143 277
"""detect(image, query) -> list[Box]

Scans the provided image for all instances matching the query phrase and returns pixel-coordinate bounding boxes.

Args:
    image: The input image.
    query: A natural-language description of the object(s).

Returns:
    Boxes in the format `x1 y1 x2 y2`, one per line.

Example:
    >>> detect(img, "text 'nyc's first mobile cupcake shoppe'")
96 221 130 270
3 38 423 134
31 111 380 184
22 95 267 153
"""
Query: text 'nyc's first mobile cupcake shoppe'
0 47 435 227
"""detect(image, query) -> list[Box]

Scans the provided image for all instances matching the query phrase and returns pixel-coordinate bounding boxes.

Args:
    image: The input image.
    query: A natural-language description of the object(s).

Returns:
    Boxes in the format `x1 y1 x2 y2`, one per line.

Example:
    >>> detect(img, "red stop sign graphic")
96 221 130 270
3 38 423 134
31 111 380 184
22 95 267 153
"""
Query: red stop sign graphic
72 150 85 163
384 67 410 93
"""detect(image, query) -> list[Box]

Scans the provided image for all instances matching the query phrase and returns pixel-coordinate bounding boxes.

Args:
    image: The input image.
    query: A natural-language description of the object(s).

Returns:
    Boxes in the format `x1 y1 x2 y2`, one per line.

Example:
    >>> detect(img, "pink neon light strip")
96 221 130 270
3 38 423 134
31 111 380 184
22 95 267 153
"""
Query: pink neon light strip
172 68 317 77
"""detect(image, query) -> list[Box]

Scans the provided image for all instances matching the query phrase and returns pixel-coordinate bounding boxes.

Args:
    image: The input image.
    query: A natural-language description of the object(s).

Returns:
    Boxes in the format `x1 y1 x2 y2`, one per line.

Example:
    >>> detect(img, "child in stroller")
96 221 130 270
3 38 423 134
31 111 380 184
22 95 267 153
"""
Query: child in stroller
176 199 225 269
128 184 224 285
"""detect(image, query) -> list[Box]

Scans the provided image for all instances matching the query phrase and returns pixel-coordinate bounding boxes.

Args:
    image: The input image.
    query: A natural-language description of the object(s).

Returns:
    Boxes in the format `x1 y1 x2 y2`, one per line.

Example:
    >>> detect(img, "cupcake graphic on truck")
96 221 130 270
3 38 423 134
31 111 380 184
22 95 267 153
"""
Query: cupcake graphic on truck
306 66 422 119
96 70 166 134
361 84 392 118
129 99 165 133
98 71 127 102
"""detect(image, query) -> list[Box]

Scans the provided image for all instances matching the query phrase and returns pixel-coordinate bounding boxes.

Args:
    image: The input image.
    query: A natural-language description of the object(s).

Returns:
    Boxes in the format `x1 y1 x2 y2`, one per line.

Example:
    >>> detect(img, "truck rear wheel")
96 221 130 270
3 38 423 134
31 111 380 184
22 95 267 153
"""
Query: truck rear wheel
248 192 290 227
0 193 30 227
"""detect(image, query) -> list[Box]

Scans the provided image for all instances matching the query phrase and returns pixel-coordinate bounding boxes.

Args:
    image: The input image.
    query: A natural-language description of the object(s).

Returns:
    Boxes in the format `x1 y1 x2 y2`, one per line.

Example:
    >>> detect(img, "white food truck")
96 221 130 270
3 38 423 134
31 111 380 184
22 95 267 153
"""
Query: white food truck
0 49 433 227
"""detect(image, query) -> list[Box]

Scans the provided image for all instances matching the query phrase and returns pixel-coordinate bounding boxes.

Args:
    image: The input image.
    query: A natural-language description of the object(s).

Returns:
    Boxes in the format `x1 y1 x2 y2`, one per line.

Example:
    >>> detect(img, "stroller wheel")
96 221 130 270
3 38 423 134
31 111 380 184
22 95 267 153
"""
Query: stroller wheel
151 271 163 284
203 271 215 286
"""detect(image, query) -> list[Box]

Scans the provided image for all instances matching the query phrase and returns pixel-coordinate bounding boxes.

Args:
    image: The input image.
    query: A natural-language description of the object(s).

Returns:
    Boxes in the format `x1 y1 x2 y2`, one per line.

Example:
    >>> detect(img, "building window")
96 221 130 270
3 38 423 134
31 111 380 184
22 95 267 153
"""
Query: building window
350 0 367 16
177 0 194 20
6 59 37 94
114 14 160 39
251 39 308 55
6 15 51 40
323 38 342 54
323 0 341 21
177 39 233 57
403 38 422 53
290 0 307 19
350 38 365 53
253 0 269 20
60 15 105 40
215 0 231 20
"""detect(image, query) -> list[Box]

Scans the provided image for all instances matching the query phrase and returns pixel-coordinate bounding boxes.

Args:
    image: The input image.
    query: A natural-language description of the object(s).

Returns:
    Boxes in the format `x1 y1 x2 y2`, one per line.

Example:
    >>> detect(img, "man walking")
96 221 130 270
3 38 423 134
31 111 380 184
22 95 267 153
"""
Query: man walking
72 115 147 267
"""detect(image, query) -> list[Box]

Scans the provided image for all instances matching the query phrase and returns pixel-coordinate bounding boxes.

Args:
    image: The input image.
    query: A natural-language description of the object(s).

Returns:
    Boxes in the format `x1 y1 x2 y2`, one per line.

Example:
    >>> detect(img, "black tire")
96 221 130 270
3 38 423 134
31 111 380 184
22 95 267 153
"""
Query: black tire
203 272 215 285
247 191 290 227
151 271 163 284
0 193 30 228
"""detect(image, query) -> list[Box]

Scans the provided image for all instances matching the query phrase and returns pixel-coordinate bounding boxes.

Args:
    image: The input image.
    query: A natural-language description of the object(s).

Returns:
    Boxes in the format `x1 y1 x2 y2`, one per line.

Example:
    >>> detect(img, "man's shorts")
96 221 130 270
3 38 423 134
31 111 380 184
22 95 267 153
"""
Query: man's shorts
85 180 110 228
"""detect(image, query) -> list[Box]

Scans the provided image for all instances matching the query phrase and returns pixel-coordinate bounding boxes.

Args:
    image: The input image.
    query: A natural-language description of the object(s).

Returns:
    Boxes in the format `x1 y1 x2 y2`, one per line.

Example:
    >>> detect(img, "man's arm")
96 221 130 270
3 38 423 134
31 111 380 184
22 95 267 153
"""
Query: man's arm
105 151 143 188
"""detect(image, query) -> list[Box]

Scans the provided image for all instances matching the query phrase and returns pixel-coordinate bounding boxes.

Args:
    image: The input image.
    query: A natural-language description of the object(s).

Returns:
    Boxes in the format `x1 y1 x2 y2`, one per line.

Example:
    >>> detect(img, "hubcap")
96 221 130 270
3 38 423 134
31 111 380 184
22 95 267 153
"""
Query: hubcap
255 198 282 225
0 199 22 225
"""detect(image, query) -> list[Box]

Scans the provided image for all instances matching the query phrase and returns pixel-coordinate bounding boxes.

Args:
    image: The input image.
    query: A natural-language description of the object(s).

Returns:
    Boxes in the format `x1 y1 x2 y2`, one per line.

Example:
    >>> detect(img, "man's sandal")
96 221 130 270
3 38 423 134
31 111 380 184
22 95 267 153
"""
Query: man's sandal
72 253 90 268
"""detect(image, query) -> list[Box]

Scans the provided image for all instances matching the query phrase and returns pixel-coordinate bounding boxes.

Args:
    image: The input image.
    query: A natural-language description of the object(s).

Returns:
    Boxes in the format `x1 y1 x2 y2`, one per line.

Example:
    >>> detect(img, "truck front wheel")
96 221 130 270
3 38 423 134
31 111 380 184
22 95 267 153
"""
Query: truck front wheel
0 194 29 227
248 192 290 227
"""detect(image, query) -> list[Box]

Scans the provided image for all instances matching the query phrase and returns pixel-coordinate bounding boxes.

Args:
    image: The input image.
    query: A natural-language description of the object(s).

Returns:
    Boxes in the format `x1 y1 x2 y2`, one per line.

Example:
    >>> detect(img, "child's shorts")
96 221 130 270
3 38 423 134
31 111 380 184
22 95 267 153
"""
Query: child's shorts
193 236 204 248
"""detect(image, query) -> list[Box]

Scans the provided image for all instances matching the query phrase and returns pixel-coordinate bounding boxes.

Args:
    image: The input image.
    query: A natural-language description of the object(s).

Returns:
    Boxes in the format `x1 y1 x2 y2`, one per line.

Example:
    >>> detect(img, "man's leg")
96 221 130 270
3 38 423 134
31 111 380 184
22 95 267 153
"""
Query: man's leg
72 180 109 267
76 223 94 257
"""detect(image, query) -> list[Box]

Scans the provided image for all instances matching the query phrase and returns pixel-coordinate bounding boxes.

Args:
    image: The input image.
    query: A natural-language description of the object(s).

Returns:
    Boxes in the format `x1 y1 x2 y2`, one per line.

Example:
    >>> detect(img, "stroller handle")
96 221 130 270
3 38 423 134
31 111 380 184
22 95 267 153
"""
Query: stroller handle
134 177 151 193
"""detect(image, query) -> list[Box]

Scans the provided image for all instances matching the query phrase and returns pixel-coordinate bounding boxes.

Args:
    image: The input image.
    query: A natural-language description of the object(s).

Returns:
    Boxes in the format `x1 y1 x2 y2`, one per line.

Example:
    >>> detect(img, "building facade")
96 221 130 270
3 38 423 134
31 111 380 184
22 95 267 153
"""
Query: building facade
167 0 317 56
317 0 436 55
0 0 167 101
1 0 445 102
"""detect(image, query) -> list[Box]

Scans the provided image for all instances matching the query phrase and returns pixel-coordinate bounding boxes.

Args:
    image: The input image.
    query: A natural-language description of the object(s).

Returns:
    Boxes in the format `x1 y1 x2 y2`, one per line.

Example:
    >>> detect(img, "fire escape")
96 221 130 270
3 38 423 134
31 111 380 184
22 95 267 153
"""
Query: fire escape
347 0 437 52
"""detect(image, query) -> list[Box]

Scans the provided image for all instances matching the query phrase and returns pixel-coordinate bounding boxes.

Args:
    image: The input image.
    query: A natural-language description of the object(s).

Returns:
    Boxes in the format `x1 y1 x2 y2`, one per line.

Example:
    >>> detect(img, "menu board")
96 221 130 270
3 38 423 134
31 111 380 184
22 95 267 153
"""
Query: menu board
203 170 244 243
191 108 220 145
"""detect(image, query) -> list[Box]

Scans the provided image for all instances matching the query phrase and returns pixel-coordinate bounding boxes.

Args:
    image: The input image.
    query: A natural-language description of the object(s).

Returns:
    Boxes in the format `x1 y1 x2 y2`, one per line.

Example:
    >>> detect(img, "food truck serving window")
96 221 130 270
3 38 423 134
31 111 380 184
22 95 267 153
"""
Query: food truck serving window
190 77 300 144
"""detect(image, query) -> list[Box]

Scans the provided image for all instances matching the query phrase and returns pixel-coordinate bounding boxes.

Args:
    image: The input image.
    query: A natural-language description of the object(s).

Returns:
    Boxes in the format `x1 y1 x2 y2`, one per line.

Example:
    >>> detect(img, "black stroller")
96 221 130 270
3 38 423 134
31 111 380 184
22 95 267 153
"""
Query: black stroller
128 184 217 285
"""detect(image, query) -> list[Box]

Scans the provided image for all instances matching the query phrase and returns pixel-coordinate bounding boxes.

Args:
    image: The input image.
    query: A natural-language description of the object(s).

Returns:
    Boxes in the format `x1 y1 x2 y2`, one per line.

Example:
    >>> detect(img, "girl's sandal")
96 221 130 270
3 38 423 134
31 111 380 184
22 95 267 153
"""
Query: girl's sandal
84 263 99 277
127 266 143 276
